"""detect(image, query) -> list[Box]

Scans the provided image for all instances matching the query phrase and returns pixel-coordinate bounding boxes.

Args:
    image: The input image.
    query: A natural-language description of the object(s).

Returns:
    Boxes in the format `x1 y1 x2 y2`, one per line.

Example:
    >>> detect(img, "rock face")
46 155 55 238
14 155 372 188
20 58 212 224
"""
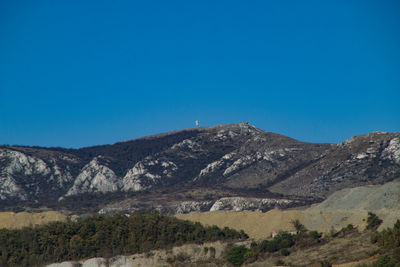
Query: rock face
209 197 299 212
122 156 178 192
65 156 120 196
173 201 214 214
1 122 399 210
0 147 76 201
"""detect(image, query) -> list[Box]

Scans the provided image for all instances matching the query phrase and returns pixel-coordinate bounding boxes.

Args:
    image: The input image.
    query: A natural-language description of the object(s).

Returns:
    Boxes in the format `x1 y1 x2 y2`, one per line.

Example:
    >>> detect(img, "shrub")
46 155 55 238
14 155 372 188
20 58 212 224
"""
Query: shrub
240 229 249 239
259 232 295 254
366 212 383 231
291 219 307 233
377 255 393 266
261 240 279 253
309 231 322 240
370 232 379 243
275 259 285 265
226 245 250 267
243 250 258 263
274 232 295 249
281 248 290 256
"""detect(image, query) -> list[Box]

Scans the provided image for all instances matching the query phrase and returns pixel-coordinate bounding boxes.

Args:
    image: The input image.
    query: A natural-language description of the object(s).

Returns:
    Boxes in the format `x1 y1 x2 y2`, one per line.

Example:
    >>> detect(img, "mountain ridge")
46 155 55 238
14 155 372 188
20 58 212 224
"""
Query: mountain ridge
1 122 399 212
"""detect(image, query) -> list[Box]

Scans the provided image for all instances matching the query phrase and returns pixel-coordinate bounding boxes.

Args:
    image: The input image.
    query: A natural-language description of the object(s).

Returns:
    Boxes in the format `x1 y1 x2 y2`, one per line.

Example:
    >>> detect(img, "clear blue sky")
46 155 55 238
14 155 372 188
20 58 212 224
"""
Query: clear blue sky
1 0 399 148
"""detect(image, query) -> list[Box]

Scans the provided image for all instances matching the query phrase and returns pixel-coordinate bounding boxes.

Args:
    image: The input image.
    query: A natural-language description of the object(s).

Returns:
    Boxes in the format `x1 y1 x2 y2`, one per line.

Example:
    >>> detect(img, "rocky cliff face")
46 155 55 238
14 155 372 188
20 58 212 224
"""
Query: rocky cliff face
0 148 77 201
1 123 399 212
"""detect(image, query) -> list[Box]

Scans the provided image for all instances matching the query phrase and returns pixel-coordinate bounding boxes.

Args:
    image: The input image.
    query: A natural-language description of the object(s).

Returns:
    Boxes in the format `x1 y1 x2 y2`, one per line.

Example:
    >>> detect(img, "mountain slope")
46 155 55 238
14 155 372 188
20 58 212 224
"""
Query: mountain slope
269 132 400 197
0 122 399 211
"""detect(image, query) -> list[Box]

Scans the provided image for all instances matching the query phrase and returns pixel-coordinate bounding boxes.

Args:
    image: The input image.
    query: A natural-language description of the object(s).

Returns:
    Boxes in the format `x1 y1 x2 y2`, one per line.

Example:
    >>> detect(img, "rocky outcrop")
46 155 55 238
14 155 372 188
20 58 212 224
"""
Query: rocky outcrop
209 197 299 212
47 256 134 267
97 197 301 215
382 137 400 164
65 156 120 196
122 156 178 192
173 201 214 214
0 147 75 201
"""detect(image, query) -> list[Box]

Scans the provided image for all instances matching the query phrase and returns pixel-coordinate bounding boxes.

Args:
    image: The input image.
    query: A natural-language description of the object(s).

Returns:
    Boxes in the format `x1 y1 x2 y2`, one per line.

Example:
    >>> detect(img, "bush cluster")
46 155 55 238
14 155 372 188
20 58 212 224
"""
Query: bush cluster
226 229 321 266
367 212 383 231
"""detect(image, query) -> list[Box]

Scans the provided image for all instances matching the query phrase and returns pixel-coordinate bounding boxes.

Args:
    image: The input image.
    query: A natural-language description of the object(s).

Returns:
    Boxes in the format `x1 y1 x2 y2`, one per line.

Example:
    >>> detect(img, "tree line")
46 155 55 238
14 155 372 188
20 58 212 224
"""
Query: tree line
0 212 245 266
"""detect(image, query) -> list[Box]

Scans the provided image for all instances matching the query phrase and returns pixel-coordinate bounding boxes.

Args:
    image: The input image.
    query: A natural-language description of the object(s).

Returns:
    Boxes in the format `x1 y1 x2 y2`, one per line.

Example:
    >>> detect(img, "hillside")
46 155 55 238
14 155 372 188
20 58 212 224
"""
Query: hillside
0 213 244 267
309 181 400 211
177 181 400 239
4 180 400 266
1 122 399 212
45 213 384 267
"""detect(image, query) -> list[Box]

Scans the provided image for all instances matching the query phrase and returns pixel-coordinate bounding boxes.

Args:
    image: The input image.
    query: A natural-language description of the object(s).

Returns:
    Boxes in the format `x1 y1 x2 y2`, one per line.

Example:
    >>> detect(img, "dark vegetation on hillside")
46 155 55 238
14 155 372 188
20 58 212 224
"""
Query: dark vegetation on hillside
36 129 200 176
225 215 394 267
0 212 245 267
368 213 400 267
225 220 325 266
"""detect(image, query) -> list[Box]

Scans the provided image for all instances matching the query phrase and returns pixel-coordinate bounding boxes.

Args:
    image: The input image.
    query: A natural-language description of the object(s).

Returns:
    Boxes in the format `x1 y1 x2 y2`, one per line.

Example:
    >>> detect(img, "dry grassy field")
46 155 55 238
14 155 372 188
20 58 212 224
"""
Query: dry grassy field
177 182 400 240
176 209 373 240
0 211 66 229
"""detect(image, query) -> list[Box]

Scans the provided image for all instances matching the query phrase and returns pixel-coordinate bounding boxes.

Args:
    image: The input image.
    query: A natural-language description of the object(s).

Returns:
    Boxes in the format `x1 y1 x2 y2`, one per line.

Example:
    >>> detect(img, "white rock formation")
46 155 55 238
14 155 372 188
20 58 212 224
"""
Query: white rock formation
123 161 159 191
175 201 214 214
122 156 178 191
0 148 72 200
210 197 295 212
47 256 134 267
0 175 25 200
81 258 108 267
171 139 201 151
122 156 177 192
47 261 78 267
66 156 120 196
382 137 400 164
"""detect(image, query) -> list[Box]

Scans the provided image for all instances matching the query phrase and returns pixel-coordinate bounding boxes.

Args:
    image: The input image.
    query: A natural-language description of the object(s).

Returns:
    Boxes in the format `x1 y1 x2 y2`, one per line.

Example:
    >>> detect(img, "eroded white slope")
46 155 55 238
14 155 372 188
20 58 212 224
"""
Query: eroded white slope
122 156 177 192
0 148 73 200
65 156 120 196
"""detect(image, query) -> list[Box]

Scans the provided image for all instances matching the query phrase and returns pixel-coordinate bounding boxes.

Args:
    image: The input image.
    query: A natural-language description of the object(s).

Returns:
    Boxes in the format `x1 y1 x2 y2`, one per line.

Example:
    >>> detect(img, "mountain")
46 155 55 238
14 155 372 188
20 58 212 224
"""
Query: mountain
0 122 399 212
